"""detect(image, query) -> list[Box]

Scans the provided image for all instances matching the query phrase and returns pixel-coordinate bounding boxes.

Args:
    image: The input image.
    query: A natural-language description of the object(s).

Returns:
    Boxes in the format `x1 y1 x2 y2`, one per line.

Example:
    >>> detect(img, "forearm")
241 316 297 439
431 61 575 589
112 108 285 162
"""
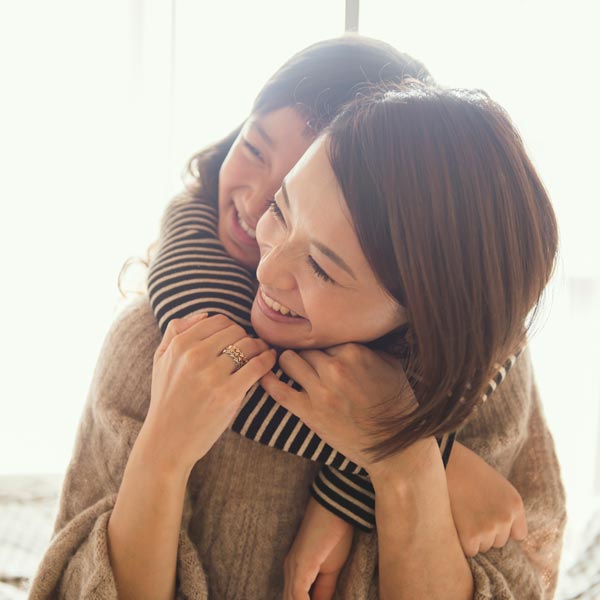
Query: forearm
107 424 192 600
371 438 473 600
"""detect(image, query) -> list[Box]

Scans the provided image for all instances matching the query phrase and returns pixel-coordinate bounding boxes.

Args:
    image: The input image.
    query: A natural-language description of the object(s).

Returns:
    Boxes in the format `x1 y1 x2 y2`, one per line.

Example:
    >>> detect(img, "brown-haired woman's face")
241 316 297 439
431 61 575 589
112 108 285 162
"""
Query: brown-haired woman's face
252 137 406 349
218 107 313 269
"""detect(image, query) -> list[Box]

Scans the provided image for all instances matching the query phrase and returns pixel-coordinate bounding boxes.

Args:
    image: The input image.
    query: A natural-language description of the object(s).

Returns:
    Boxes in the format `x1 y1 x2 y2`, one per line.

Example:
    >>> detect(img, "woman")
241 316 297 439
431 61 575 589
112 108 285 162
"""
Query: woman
138 81 563 600
144 34 529 594
29 82 564 599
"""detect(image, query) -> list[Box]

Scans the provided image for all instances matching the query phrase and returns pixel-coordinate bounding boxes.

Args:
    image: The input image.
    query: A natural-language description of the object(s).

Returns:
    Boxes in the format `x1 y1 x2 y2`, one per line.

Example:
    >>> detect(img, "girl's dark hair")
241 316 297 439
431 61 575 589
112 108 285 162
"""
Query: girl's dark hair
327 82 558 461
185 35 433 206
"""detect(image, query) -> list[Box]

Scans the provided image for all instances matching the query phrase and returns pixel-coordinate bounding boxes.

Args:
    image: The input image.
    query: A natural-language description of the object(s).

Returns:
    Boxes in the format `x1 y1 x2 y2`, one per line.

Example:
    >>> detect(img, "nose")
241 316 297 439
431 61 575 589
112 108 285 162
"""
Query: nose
240 192 273 227
256 242 297 292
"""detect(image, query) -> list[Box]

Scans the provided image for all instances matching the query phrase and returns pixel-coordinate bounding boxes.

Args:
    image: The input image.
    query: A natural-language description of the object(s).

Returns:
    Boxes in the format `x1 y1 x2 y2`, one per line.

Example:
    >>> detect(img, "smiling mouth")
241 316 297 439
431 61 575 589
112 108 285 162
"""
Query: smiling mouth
259 288 301 318
235 207 256 239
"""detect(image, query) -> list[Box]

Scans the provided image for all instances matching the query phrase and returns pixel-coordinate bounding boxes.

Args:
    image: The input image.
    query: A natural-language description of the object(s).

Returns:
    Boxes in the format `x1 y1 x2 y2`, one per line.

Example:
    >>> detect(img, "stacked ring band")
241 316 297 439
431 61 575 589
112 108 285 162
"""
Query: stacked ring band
221 344 249 372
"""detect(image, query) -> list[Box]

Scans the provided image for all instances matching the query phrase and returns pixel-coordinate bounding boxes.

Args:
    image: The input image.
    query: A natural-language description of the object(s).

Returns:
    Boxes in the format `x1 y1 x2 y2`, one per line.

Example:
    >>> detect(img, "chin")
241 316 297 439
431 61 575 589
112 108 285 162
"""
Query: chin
250 303 309 349
252 321 297 350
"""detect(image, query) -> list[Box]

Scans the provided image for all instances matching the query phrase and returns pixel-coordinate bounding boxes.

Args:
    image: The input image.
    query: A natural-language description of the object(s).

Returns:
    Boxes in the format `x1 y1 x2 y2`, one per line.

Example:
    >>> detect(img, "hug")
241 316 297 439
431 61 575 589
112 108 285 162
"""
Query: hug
30 35 565 600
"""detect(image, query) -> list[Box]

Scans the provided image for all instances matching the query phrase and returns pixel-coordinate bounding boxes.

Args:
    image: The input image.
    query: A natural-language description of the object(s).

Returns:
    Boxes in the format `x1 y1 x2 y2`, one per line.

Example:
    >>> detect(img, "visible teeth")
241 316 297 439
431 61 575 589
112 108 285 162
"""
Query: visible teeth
261 289 298 317
237 211 256 238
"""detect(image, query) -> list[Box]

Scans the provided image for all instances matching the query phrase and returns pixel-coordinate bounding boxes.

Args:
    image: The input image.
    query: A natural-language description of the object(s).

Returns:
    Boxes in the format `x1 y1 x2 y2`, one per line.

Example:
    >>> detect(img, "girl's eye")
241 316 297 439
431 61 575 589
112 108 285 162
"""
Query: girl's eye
242 138 265 163
308 255 334 284
268 198 285 224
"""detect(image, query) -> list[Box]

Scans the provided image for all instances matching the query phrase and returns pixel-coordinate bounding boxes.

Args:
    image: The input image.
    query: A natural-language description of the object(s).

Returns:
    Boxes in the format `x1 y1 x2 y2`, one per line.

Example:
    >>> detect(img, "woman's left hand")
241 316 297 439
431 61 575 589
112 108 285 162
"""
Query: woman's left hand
260 343 416 472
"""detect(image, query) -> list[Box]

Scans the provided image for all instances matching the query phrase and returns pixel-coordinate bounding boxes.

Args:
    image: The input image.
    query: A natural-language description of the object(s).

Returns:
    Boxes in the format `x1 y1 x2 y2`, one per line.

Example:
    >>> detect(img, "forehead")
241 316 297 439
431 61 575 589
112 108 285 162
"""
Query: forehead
284 138 376 274
248 107 311 146
286 137 341 203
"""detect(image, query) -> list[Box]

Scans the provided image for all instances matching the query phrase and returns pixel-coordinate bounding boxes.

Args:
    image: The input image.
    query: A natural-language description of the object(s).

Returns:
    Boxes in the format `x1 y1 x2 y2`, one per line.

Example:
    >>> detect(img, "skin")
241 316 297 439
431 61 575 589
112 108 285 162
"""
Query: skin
217 107 313 269
252 138 407 349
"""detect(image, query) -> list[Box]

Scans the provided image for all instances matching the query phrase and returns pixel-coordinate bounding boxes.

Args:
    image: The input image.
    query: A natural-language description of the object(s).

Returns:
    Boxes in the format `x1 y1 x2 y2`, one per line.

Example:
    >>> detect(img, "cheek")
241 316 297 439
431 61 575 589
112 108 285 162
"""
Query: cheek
219 146 245 192
255 213 276 252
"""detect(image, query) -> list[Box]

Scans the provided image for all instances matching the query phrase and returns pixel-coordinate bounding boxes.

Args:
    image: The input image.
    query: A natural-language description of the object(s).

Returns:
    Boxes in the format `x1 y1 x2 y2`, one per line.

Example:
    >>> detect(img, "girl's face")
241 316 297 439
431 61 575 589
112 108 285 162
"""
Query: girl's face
252 137 407 349
218 107 313 270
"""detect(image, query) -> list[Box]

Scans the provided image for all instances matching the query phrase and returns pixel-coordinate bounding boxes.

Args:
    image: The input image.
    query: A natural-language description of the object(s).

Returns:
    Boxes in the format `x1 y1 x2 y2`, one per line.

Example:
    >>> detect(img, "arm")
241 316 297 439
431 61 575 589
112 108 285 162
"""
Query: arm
370 438 474 600
456 347 566 599
370 348 565 599
28 300 208 600
108 309 274 600
446 442 527 557
263 345 566 599
107 424 192 600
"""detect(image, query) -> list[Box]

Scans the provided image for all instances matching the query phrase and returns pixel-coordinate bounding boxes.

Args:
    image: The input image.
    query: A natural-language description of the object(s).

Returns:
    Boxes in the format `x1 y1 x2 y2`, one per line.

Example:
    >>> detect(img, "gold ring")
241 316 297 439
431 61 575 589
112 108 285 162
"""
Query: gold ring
221 344 248 372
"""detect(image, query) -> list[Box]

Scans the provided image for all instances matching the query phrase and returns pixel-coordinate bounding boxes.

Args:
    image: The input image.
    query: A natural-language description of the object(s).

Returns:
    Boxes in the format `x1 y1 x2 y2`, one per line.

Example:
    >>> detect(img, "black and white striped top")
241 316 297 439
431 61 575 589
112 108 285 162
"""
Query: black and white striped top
147 197 517 531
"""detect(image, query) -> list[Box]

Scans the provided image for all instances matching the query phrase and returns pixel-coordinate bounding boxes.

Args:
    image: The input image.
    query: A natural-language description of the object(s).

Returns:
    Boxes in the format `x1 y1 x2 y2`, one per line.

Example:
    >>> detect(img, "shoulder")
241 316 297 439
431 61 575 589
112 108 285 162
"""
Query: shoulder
161 192 218 237
457 347 535 472
88 296 160 425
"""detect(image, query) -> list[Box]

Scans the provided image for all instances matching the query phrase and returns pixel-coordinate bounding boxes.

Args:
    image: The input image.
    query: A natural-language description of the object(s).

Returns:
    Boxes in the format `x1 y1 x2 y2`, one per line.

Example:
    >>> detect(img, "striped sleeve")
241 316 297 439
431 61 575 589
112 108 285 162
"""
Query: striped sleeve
311 433 457 532
148 196 256 332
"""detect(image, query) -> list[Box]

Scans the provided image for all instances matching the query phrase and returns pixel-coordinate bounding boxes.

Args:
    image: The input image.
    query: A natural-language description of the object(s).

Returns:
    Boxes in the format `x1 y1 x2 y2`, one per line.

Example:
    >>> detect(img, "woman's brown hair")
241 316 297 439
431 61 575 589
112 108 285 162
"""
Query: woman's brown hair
327 82 558 460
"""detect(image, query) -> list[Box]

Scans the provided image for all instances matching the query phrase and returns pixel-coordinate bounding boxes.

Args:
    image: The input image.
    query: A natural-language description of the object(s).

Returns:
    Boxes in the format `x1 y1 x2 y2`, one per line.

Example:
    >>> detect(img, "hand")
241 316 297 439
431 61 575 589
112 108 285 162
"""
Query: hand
446 442 528 556
260 343 416 472
145 313 276 472
283 497 353 600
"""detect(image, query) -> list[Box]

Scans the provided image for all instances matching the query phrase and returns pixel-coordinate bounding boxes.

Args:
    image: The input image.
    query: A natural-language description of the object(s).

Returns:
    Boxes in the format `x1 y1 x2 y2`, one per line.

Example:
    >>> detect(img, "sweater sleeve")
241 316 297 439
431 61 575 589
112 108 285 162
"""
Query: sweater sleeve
28 299 209 600
456 347 566 599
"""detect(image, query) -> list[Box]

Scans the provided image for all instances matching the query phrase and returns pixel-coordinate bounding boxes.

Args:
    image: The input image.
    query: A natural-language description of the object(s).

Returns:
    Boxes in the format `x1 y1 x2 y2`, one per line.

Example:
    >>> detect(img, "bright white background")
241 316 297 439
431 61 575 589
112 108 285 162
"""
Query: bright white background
1 0 599 569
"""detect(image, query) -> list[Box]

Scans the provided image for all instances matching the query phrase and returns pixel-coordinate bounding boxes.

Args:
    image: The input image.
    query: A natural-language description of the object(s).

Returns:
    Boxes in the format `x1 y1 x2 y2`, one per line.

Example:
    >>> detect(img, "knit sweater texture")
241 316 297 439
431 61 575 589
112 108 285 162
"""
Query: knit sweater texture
28 298 566 599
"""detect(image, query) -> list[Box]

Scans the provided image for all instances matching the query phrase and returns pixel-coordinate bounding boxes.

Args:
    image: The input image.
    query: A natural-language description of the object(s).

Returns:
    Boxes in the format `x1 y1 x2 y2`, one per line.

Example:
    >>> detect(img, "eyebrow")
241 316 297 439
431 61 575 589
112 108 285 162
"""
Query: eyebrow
281 180 357 281
250 120 274 148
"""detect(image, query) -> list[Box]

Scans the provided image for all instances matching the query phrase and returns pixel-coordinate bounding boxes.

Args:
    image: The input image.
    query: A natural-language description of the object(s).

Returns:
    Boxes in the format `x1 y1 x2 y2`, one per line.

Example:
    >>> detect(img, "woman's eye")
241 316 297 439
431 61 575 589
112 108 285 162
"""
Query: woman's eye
242 138 265 163
308 255 334 284
268 198 285 224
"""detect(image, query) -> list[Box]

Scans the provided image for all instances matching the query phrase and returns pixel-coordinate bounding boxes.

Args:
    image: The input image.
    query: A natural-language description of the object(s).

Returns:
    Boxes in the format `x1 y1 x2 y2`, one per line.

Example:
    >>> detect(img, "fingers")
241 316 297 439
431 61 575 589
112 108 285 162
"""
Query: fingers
510 511 528 541
283 556 313 600
230 348 277 390
311 572 339 600
279 349 320 389
477 532 496 554
217 336 270 373
459 534 479 558
155 312 208 358
260 371 307 419
492 527 511 549
175 314 245 351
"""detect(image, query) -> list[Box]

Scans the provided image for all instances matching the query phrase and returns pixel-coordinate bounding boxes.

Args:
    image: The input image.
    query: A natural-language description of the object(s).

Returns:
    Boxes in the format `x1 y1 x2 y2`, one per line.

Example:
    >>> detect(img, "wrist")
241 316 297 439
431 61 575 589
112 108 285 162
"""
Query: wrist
135 422 195 484
368 437 442 492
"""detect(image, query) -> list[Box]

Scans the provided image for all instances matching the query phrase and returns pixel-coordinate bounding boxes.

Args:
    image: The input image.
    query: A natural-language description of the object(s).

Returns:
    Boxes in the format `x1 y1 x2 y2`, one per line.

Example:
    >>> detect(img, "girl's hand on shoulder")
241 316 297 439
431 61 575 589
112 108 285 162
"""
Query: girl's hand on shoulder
260 343 416 471
145 313 276 472
446 442 528 557
283 496 353 600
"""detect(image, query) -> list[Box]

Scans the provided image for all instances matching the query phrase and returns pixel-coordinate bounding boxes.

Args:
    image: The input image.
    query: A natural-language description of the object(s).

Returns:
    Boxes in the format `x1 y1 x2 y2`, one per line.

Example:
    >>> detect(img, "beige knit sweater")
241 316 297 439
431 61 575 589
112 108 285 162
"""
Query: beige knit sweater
28 298 566 600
